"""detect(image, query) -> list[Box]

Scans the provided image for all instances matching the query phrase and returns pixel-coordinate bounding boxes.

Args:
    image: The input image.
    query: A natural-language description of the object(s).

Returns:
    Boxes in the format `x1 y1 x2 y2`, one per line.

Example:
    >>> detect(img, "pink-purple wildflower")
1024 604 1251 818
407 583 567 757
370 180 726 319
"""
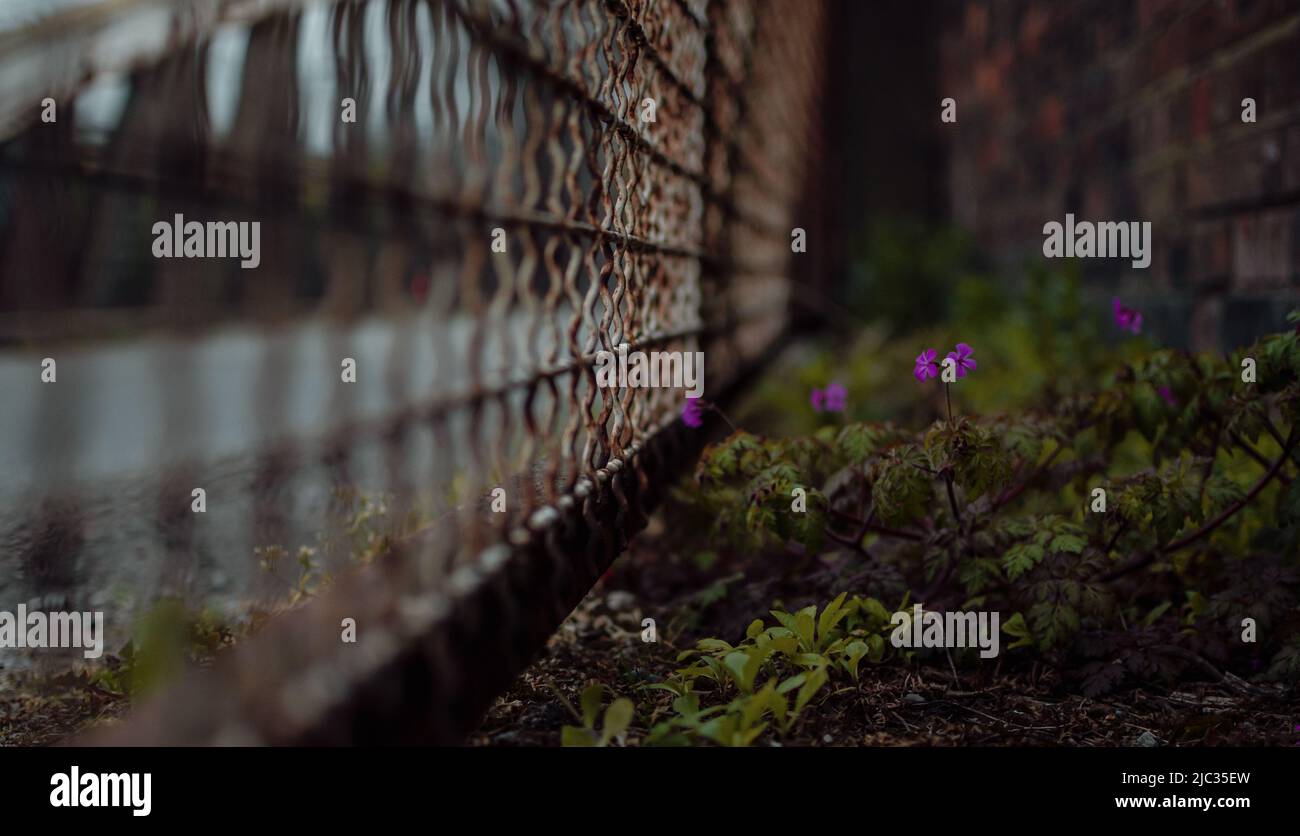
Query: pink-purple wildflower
1113 297 1143 335
914 349 940 382
945 343 977 378
681 396 704 427
812 382 847 413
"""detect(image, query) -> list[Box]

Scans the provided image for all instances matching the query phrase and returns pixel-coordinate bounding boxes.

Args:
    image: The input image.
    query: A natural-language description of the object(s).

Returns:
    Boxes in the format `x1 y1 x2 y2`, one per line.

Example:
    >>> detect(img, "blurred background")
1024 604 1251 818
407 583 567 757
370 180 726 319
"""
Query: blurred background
825 0 1300 349
0 0 1297 742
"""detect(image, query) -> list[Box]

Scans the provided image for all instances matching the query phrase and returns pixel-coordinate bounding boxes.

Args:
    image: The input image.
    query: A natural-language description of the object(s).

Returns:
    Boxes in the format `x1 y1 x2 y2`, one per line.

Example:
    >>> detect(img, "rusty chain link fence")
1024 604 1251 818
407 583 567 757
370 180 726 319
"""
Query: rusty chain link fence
0 0 830 744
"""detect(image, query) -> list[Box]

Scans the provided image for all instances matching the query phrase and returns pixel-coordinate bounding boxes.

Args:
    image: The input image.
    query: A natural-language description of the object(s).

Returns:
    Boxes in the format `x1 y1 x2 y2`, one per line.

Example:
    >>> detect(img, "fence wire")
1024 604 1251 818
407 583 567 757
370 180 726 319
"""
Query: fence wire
0 0 829 742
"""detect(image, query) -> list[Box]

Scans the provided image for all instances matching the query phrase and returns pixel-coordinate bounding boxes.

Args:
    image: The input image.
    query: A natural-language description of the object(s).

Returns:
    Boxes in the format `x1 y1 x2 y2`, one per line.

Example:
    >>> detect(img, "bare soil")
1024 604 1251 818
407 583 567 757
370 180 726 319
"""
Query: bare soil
470 513 1298 747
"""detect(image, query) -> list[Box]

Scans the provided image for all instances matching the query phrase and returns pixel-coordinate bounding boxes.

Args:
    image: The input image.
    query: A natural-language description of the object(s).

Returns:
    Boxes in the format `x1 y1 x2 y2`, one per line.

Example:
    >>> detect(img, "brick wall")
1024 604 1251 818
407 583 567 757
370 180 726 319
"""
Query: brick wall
941 0 1300 349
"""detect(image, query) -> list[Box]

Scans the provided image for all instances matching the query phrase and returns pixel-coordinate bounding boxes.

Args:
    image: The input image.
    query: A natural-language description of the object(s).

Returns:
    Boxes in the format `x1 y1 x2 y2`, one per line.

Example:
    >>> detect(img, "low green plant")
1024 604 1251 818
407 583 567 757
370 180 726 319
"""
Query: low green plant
96 488 427 702
560 683 634 747
680 310 1300 704
92 598 235 698
256 488 430 606
639 592 906 745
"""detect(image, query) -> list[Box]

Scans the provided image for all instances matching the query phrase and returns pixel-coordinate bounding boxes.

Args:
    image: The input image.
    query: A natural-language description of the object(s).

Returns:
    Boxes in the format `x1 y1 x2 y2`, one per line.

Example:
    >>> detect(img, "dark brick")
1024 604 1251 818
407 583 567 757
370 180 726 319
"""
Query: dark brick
1224 296 1287 347
942 0 1300 349
1232 208 1293 290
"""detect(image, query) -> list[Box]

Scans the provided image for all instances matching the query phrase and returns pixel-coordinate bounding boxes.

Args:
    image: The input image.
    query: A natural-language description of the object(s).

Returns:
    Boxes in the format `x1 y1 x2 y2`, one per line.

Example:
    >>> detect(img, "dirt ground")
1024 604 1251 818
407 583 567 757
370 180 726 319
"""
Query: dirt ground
0 669 127 747
469 514 1298 747
3 509 1293 748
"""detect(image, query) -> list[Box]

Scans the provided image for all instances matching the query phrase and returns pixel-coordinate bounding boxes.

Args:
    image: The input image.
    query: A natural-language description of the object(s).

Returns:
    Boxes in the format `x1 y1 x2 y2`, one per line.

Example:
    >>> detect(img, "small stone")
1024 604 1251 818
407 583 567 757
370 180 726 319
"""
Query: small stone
903 692 925 704
822 734 833 743
606 590 636 612
1134 731 1159 747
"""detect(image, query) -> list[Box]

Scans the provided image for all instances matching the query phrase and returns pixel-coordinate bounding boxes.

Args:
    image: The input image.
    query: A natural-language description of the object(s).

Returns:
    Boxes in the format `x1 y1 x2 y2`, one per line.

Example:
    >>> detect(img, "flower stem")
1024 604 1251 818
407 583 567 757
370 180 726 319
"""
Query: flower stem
944 472 963 528
1162 427 1296 553
945 383 953 426
704 400 737 433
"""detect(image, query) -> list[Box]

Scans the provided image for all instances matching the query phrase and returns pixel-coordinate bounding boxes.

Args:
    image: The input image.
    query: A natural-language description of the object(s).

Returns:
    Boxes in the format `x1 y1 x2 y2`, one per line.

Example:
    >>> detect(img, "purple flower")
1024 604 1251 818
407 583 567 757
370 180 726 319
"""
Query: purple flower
681 396 704 428
1113 297 1142 335
944 343 977 378
823 382 847 412
812 382 847 413
1157 385 1177 407
913 348 940 382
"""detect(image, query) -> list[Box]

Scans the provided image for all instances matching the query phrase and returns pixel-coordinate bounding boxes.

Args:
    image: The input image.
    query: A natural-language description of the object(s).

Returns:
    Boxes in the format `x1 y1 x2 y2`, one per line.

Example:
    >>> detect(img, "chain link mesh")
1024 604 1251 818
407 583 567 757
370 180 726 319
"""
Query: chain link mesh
0 0 828 743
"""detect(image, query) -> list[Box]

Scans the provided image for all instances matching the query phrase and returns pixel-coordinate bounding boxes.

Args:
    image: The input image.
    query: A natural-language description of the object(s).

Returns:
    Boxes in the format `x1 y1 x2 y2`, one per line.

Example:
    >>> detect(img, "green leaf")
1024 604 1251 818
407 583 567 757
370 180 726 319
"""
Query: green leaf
739 685 773 730
791 652 830 669
1029 599 1079 650
1002 542 1044 580
638 681 684 697
1001 612 1034 650
794 606 817 652
842 639 869 680
793 666 828 718
777 673 807 695
837 422 898 462
734 724 769 747
856 596 893 628
601 698 634 743
770 609 798 634
762 685 788 731
1050 531 1086 554
871 444 933 525
579 683 604 727
768 635 799 656
671 692 701 718
999 516 1035 538
1141 601 1172 628
722 646 771 694
817 591 850 648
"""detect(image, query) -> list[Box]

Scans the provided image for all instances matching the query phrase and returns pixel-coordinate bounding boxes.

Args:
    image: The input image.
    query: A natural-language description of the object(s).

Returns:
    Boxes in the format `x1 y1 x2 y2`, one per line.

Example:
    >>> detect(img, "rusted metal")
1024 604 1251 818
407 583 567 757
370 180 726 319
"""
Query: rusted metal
0 0 830 743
